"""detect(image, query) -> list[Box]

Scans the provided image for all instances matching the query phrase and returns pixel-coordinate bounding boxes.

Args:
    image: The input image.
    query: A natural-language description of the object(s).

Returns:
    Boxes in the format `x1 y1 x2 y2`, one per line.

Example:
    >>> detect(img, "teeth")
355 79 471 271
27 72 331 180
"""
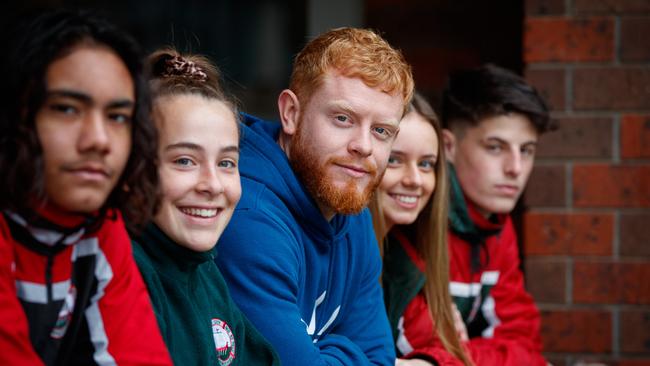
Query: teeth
181 208 218 218
394 195 417 204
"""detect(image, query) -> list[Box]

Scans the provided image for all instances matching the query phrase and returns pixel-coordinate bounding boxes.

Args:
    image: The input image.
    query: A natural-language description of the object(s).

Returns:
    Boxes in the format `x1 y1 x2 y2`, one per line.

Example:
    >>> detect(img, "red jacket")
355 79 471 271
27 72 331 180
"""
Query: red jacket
0 209 172 365
385 207 546 365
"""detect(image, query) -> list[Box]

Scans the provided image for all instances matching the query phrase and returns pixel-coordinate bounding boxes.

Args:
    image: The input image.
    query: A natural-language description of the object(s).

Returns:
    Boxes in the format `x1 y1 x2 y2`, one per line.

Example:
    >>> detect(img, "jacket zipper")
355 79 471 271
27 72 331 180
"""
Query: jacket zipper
46 254 54 302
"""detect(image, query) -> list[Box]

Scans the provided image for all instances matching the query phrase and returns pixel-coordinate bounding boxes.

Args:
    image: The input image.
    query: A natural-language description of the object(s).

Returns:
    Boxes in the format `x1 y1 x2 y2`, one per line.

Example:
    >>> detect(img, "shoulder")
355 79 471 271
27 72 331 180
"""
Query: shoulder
131 240 156 279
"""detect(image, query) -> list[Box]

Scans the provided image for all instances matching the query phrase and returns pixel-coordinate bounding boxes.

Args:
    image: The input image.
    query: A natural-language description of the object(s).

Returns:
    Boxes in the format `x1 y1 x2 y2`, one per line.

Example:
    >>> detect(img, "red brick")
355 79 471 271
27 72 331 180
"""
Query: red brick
574 0 650 14
540 309 612 352
524 165 566 207
573 164 650 208
621 17 650 62
621 310 650 353
525 68 565 111
621 213 650 257
402 46 479 92
573 260 650 304
524 17 614 62
524 212 613 255
524 257 567 302
537 117 613 158
525 0 565 15
574 68 650 110
621 115 650 159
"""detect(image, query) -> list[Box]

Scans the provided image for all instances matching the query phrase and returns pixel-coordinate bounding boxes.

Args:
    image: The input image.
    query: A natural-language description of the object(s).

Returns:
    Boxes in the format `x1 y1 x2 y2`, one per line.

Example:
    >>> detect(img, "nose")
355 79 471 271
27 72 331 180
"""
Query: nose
402 163 423 188
196 165 225 196
348 128 372 157
77 111 110 154
504 151 523 178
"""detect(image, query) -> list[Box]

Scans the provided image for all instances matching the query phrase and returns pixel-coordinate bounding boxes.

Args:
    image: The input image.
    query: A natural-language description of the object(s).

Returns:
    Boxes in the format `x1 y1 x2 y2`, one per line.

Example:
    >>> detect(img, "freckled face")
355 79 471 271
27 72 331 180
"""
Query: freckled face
287 71 404 218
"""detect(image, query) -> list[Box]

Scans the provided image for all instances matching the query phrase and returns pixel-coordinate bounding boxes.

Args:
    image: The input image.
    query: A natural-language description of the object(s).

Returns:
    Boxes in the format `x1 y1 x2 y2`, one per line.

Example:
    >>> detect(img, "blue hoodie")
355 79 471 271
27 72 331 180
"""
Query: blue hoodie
216 114 395 366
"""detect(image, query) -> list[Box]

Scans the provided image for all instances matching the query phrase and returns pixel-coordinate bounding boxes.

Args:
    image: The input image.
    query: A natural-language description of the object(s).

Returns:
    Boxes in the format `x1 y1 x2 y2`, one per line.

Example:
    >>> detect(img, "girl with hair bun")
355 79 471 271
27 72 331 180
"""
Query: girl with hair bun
132 47 280 365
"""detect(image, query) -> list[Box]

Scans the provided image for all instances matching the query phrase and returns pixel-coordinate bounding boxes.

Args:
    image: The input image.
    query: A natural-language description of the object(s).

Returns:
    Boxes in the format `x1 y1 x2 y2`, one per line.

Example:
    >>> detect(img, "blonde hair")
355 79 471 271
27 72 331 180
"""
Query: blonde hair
289 27 414 114
371 93 473 366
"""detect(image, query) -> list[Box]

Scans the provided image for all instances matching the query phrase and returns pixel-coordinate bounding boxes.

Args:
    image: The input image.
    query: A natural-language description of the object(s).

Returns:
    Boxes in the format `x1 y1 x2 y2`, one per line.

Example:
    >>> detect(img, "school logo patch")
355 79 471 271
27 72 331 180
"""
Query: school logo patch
212 318 236 365
51 285 76 339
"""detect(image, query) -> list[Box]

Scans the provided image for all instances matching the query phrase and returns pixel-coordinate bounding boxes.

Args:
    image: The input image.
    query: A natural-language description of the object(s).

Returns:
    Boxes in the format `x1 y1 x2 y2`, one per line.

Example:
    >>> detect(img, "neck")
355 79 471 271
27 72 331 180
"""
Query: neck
382 220 394 242
318 202 336 222
31 200 91 228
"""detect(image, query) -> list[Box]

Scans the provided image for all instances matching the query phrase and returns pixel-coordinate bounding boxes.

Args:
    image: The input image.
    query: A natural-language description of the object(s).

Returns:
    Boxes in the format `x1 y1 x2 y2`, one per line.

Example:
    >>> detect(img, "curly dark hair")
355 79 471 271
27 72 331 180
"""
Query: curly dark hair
441 64 554 134
0 9 158 234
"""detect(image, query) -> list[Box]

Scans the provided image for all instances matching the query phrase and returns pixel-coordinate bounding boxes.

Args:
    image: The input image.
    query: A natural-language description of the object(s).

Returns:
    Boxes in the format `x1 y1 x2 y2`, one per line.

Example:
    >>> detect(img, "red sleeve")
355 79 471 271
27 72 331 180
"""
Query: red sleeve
95 214 172 366
0 216 45 366
464 220 546 366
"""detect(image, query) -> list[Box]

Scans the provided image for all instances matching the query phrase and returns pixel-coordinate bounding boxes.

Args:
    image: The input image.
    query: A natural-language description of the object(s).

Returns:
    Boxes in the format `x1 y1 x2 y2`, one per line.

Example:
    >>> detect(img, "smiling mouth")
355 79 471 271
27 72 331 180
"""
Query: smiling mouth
389 194 420 208
180 207 221 218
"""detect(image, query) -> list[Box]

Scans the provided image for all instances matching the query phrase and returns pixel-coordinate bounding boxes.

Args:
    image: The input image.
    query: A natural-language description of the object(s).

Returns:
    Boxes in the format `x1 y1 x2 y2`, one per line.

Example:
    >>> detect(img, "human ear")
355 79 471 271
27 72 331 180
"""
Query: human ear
277 89 300 136
442 129 456 163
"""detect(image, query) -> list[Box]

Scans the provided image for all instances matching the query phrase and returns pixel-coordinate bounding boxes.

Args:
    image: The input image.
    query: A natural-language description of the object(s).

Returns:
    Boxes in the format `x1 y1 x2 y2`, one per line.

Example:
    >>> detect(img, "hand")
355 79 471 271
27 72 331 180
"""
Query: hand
395 358 435 366
452 303 469 342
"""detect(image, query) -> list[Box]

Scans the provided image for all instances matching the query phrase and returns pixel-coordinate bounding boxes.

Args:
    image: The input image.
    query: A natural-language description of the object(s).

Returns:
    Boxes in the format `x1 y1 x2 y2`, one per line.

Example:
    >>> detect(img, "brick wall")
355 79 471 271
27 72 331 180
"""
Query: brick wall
523 1 650 365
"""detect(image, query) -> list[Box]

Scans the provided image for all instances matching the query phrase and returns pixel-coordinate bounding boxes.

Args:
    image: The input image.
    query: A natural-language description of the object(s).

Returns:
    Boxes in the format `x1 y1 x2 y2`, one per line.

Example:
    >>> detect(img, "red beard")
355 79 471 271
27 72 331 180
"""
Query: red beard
288 127 382 215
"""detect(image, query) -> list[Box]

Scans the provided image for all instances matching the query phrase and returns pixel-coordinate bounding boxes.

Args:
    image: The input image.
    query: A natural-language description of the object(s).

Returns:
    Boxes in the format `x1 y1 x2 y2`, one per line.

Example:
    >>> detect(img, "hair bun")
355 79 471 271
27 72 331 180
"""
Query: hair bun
153 53 207 82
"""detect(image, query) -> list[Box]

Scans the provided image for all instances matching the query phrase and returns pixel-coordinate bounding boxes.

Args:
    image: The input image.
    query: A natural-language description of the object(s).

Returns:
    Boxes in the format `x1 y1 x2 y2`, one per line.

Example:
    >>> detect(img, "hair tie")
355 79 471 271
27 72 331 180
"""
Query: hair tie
161 55 208 82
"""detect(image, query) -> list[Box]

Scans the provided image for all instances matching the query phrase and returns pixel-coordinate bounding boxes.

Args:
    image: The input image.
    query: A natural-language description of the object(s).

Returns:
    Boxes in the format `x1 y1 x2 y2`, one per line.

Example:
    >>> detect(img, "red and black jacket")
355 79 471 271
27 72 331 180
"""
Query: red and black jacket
383 206 547 366
0 208 172 365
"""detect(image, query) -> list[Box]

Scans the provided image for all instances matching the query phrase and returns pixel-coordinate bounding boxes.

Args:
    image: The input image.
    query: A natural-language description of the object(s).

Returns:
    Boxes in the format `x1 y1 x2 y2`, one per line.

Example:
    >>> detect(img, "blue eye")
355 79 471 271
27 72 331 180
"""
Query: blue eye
419 160 435 170
218 159 237 169
387 155 400 165
373 126 395 141
335 115 348 123
174 158 195 167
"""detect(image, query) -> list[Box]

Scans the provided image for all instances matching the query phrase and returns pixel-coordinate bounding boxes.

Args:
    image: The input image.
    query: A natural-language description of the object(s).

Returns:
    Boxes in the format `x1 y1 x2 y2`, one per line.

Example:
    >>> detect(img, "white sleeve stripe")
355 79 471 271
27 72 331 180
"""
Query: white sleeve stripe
396 316 414 356
480 295 501 338
85 246 117 365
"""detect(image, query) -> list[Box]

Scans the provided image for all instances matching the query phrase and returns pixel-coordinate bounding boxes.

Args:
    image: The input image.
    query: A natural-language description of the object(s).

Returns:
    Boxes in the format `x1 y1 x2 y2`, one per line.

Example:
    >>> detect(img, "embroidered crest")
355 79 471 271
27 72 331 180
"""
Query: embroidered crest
51 285 76 339
212 318 236 365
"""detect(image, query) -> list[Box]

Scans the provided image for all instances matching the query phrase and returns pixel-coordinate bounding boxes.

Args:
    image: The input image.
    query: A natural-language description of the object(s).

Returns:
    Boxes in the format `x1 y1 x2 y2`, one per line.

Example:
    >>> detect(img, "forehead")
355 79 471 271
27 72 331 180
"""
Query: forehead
45 45 134 99
393 112 438 153
154 94 238 143
306 70 404 123
462 113 538 144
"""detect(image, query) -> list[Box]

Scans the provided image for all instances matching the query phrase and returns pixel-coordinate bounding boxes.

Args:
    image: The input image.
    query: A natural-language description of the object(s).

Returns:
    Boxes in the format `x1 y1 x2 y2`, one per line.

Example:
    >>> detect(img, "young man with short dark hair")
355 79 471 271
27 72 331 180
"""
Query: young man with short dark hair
392 64 553 365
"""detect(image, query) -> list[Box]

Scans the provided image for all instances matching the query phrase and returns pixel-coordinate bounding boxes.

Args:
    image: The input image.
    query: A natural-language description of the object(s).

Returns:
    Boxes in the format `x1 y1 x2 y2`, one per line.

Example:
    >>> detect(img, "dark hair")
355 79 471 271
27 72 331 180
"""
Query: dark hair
146 47 239 131
441 64 553 134
0 9 158 234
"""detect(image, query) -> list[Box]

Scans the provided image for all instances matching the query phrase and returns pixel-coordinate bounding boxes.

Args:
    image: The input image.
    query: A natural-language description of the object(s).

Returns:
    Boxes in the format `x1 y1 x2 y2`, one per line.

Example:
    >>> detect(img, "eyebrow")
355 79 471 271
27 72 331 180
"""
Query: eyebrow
46 89 134 109
164 142 203 152
391 149 437 158
485 136 538 146
221 145 240 154
329 101 401 128
165 142 240 154
329 101 357 116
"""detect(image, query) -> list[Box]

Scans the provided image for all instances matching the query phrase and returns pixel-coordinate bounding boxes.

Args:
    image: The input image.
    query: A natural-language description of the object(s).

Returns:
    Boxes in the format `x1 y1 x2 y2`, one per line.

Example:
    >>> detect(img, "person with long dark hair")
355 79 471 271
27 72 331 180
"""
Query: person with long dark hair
0 9 171 365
